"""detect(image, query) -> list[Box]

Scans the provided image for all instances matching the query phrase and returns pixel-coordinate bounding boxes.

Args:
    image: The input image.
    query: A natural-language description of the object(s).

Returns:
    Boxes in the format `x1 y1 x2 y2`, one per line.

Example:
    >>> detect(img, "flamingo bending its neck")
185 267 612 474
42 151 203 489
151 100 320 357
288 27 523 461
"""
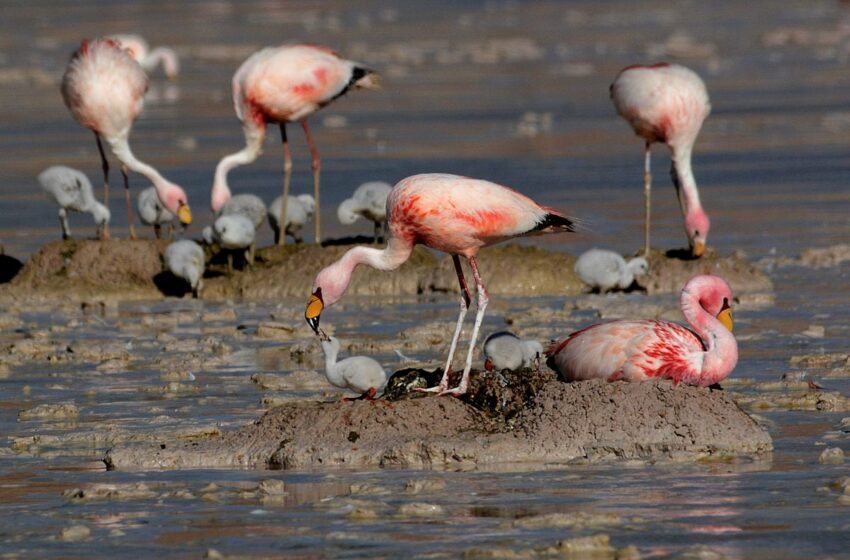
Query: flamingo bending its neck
110 34 179 79
546 275 736 387
61 38 192 239
304 173 576 396
610 63 711 258
213 44 379 246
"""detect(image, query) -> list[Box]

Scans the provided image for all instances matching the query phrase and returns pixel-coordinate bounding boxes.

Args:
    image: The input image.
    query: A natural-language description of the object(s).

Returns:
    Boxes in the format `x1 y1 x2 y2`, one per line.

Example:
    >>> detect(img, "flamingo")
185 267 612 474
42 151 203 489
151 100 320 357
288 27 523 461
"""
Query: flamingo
304 173 576 396
137 186 175 238
38 165 110 240
574 248 648 293
268 193 315 244
546 275 736 387
482 331 544 372
320 336 387 400
164 239 205 298
610 63 711 258
337 181 393 243
109 34 179 79
61 38 192 240
212 44 380 246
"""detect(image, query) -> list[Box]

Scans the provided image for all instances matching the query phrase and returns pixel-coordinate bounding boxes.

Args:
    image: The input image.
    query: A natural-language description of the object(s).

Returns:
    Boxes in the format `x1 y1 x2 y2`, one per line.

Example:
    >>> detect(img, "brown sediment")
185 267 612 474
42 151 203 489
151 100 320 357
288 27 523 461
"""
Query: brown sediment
638 248 773 295
104 370 772 471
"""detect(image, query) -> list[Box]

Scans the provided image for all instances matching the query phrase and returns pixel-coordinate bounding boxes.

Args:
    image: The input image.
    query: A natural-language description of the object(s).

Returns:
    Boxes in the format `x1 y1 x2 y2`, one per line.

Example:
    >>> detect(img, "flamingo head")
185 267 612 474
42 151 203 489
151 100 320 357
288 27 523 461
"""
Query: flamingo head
160 182 192 226
684 274 734 333
350 66 381 90
306 257 357 337
685 209 710 258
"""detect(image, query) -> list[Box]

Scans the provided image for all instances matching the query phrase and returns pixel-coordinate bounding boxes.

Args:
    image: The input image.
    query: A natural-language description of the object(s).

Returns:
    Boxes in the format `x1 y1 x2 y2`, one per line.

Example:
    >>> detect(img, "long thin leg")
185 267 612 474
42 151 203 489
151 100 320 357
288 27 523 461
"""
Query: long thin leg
154 223 162 239
121 165 137 240
643 141 651 257
278 124 292 247
418 255 472 394
302 120 322 243
95 133 110 240
59 209 70 240
373 221 381 244
441 255 489 397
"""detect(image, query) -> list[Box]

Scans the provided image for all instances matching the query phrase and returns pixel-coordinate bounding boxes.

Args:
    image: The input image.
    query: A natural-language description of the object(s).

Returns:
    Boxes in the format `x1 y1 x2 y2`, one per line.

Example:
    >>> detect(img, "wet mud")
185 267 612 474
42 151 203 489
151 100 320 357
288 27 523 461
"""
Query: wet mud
105 371 772 471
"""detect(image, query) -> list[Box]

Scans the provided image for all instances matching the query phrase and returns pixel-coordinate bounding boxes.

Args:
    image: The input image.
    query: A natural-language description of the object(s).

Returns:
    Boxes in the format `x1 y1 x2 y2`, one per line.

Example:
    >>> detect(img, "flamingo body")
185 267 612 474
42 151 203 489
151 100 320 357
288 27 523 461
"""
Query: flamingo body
306 173 575 396
38 165 110 239
610 63 710 257
547 275 736 387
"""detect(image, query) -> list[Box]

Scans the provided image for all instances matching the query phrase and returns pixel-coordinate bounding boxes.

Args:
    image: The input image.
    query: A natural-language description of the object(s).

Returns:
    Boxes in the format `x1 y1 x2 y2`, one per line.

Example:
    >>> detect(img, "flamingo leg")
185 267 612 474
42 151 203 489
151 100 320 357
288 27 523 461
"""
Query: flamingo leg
278 124 292 246
121 165 137 240
302 120 322 244
154 223 162 239
643 141 651 257
441 255 489 397
58 209 71 240
94 133 110 240
418 255 472 394
373 221 381 244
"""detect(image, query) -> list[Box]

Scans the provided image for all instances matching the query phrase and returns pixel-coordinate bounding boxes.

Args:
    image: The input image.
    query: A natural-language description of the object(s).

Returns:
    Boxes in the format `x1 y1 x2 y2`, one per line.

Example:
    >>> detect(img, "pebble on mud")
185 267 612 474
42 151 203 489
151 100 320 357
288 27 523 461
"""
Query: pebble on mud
818 447 845 464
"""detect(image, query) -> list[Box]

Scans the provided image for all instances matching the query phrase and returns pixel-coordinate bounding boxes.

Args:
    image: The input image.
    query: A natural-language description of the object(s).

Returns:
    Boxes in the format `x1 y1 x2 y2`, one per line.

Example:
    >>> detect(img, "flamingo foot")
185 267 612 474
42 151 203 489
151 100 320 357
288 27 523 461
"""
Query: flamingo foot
415 384 447 394
437 384 468 398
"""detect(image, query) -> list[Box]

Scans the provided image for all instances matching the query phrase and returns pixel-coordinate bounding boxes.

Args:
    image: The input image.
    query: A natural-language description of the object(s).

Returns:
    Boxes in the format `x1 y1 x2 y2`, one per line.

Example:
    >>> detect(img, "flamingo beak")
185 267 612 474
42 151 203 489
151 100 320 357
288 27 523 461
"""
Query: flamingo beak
484 358 494 371
716 299 734 332
305 288 324 335
177 202 192 226
691 240 706 258
356 70 382 90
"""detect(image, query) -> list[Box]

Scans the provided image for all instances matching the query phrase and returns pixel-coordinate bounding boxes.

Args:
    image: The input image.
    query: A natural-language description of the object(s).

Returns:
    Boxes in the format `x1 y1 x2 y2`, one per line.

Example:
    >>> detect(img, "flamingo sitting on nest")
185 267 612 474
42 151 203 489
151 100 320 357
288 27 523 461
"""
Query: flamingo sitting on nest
546 274 736 387
305 173 576 396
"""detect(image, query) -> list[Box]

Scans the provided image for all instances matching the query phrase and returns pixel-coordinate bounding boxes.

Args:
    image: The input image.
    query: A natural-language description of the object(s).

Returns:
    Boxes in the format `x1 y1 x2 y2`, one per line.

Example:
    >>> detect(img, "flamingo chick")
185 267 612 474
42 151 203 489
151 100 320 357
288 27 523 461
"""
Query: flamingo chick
610 63 711 257
38 165 110 240
137 186 175 239
483 331 544 372
546 275 736 387
211 214 255 273
164 239 204 297
110 34 179 79
574 248 648 293
337 181 392 243
320 336 387 400
61 38 192 239
269 194 315 244
213 44 380 246
305 173 576 396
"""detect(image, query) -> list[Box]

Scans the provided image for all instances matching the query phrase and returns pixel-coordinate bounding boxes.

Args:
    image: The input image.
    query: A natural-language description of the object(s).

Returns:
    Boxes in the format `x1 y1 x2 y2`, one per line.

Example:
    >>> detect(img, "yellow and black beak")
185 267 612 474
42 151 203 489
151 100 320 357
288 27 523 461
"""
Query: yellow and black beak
716 297 733 332
305 288 324 335
691 240 706 258
177 201 192 226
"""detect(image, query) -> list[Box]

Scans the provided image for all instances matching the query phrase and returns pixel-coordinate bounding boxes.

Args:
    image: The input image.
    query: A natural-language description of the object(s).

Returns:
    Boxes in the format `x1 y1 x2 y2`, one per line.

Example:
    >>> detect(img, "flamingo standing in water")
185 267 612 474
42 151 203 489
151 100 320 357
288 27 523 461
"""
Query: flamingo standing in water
546 275 736 387
304 173 576 396
109 34 179 79
213 44 380 246
610 63 711 258
61 38 192 239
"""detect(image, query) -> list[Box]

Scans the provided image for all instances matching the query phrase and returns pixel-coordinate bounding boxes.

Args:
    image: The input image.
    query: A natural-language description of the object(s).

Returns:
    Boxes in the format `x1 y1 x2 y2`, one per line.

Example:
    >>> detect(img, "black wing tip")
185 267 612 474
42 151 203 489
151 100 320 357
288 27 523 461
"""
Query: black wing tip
532 213 576 234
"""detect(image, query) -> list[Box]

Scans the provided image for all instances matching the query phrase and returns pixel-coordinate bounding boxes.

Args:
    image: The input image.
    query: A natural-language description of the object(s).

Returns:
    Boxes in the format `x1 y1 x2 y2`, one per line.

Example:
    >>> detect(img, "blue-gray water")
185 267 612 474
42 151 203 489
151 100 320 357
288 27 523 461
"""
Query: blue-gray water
1 1 850 558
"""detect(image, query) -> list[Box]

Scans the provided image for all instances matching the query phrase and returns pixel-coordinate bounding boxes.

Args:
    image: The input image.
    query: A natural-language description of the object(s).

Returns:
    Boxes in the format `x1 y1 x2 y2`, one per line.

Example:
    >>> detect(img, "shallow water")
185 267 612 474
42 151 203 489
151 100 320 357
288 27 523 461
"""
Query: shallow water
1 0 850 558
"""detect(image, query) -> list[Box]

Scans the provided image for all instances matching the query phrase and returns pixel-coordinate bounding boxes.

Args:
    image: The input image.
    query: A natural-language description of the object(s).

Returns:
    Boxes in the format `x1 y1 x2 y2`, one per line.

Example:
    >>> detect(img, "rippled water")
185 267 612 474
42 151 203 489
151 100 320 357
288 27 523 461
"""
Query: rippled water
2 1 850 558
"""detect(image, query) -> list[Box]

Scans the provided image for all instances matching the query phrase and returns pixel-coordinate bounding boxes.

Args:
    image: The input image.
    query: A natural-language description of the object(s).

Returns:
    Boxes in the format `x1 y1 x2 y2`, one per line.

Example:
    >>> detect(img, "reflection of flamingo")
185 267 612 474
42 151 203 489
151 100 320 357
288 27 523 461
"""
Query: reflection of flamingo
611 63 711 257
546 275 736 387
213 44 380 245
110 34 179 79
61 38 192 239
305 173 576 396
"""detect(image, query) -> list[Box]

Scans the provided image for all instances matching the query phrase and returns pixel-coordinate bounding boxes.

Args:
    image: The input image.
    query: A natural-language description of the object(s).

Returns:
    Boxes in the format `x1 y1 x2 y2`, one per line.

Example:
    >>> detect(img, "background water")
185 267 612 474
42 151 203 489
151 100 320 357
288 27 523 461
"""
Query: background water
1 1 850 558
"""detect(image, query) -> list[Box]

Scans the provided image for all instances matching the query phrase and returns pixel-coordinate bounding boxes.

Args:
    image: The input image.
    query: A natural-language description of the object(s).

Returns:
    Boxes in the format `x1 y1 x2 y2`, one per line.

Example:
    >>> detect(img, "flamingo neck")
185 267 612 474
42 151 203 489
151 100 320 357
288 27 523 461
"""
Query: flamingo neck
211 124 265 213
319 237 414 306
670 146 703 216
108 136 175 200
680 289 738 386
145 47 179 78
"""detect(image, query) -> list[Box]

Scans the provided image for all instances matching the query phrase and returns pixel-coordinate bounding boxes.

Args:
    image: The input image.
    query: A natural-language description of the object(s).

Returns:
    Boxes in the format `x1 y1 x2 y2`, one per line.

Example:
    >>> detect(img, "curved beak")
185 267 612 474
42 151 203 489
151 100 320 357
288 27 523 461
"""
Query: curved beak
305 288 324 335
177 202 192 226
716 299 734 332
691 240 706 258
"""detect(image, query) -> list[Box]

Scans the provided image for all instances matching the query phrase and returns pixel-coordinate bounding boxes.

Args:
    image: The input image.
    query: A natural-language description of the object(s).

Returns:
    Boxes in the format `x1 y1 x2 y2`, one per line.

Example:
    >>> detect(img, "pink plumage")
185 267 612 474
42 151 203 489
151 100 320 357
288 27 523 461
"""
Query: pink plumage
610 63 711 257
213 44 379 243
306 173 575 396
547 275 737 387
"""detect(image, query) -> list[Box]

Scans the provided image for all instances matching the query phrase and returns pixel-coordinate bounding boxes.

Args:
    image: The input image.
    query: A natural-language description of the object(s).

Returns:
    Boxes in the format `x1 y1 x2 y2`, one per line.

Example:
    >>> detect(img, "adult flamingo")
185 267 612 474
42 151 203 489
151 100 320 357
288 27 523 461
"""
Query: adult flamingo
213 44 379 245
304 173 576 396
61 38 192 239
610 63 711 258
546 275 736 387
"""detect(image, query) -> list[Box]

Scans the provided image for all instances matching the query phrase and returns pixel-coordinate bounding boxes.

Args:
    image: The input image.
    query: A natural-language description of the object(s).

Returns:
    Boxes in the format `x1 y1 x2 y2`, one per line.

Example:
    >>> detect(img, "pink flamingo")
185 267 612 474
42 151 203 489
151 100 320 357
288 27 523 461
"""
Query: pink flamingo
213 44 380 245
61 38 192 239
610 63 711 258
546 275 736 387
304 173 576 396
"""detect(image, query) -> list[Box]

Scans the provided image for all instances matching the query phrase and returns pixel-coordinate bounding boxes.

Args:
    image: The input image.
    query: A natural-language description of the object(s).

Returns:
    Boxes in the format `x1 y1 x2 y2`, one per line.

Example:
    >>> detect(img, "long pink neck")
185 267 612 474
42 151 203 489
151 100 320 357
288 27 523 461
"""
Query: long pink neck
108 135 177 204
211 123 265 212
144 47 179 77
670 145 706 228
323 237 414 305
680 287 738 386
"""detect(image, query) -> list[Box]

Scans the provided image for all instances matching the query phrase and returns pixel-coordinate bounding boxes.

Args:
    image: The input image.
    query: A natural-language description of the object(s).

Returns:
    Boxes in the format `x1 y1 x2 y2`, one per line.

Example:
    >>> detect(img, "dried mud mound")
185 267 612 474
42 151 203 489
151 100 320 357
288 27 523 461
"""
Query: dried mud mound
105 372 772 471
638 248 772 295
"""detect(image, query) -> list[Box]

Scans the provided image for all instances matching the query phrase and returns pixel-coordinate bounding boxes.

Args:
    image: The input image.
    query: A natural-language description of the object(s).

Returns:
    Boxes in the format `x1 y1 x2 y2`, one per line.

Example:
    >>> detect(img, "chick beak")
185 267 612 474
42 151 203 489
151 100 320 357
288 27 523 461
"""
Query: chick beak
691 240 706 258
716 299 734 332
177 202 192 226
305 288 324 335
484 358 494 372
